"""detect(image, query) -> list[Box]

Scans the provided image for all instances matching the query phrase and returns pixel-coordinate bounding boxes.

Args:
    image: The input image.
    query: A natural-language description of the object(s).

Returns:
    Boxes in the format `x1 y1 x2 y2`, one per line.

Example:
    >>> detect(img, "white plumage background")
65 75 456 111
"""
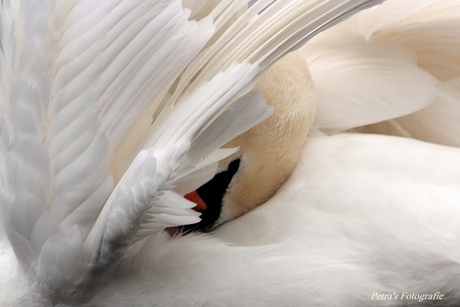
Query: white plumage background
1 0 460 306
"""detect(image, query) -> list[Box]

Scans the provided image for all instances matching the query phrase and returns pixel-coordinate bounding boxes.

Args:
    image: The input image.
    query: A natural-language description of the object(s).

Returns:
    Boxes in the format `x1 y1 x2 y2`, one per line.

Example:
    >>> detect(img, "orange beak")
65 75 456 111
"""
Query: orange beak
184 190 207 211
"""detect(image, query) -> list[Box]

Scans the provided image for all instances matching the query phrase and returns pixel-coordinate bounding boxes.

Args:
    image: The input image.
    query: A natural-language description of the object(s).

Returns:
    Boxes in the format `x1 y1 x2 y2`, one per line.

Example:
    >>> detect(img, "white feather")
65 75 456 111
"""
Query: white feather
354 1 460 146
302 18 439 132
392 80 460 146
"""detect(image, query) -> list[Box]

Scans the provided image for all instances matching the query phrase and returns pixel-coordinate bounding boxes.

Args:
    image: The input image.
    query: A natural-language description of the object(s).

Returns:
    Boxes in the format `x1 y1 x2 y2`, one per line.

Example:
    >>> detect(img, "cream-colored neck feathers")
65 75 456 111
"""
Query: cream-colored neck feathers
218 51 316 224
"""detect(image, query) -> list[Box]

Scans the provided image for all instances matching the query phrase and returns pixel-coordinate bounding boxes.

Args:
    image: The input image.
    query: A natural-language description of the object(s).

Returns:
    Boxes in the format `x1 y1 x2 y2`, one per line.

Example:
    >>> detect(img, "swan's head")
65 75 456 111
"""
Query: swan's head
182 51 316 232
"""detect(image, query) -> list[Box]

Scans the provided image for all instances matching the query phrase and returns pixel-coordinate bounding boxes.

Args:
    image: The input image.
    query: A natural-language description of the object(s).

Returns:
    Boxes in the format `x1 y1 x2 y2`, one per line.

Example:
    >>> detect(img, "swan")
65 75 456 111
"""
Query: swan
180 0 460 305
1 0 459 306
0 0 387 306
185 0 460 230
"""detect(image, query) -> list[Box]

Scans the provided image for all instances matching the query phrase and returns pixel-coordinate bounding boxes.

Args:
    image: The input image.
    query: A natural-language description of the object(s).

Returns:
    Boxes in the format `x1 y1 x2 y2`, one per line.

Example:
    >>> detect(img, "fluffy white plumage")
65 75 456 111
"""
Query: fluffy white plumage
1 0 460 306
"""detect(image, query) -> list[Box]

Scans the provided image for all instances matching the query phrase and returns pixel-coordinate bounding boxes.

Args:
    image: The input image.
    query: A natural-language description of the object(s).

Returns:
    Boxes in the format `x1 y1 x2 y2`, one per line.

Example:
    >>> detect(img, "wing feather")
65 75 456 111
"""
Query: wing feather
385 81 460 147
1 0 53 269
375 2 460 81
302 12 439 132
348 0 460 146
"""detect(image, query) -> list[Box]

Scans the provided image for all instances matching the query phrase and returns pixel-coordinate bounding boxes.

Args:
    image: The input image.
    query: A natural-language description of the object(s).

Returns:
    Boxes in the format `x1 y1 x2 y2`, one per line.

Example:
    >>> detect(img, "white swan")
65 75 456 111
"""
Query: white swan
0 0 386 306
185 0 460 231
181 0 460 305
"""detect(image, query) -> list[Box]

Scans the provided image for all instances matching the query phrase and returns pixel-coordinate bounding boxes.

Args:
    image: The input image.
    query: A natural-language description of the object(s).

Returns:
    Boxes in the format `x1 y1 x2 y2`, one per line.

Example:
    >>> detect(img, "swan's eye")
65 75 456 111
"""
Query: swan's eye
181 158 241 233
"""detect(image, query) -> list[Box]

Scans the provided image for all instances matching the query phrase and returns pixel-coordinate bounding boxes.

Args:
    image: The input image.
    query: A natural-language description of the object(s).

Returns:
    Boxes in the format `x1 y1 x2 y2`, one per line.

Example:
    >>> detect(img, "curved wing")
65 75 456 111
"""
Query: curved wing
1 0 214 290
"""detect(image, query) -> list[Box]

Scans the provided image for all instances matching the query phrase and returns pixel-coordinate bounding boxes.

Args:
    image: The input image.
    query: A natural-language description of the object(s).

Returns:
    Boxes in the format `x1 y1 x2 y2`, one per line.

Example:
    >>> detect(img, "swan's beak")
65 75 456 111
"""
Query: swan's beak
179 158 242 233
184 191 207 211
